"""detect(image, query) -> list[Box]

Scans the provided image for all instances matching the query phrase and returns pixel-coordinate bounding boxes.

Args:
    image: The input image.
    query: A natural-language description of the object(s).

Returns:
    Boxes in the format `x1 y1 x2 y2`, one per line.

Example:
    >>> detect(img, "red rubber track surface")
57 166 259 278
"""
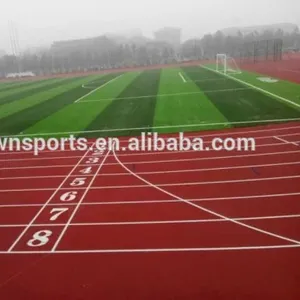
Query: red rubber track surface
0 122 300 299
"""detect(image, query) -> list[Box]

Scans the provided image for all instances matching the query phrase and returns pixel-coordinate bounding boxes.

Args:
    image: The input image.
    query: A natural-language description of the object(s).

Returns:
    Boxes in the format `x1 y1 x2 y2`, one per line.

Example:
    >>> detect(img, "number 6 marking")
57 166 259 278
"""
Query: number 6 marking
50 208 69 221
27 230 52 247
60 191 77 202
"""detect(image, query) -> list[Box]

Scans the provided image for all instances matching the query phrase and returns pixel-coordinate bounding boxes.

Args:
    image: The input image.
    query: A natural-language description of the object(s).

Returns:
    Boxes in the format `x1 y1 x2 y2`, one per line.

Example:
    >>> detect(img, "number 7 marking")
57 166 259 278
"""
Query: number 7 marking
50 208 69 221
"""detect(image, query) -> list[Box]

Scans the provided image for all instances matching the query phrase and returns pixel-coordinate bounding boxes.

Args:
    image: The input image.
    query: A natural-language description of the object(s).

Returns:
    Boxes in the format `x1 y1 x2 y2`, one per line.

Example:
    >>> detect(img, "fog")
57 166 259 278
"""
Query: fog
0 0 299 53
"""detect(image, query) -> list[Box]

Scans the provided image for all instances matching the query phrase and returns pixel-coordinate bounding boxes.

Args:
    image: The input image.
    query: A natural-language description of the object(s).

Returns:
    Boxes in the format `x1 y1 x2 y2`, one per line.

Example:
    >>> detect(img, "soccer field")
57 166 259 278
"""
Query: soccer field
1 65 300 137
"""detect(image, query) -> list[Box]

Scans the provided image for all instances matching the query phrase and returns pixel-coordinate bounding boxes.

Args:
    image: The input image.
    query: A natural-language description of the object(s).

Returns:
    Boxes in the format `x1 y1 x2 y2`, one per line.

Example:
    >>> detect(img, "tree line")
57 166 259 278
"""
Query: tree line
1 27 299 77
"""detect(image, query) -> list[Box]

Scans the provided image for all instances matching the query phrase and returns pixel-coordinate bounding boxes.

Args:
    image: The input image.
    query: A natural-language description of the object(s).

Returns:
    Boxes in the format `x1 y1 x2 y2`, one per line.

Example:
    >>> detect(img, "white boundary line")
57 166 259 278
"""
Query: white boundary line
7 143 95 252
76 87 251 103
113 147 300 245
178 72 187 83
1 130 300 157
274 136 299 147
74 74 123 103
3 118 300 138
1 149 299 171
1 244 299 254
1 213 300 228
1 191 300 208
0 175 300 193
200 64 300 109
0 160 299 181
2 136 300 162
51 148 111 251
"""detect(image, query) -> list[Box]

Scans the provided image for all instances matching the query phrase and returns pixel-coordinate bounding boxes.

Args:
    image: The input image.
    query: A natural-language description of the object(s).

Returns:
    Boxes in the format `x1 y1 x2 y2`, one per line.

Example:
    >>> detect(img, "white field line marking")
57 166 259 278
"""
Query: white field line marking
0 126 300 157
1 213 300 228
200 64 300 109
51 148 111 251
178 72 187 83
2 191 300 208
2 244 300 254
274 136 299 147
74 74 123 103
78 87 251 103
1 137 299 163
1 160 299 181
1 149 300 172
7 143 95 252
0 175 300 193
3 118 300 138
113 148 300 245
186 78 227 83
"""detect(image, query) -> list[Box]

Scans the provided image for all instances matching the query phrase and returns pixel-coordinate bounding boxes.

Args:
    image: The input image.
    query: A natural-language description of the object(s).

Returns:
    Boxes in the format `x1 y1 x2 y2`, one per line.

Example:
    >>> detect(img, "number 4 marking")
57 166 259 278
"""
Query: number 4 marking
50 208 69 221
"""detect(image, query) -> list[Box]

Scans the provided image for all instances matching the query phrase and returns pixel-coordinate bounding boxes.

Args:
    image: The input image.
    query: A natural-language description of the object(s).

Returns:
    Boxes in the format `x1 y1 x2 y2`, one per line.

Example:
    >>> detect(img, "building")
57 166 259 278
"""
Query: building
154 27 181 48
221 23 299 36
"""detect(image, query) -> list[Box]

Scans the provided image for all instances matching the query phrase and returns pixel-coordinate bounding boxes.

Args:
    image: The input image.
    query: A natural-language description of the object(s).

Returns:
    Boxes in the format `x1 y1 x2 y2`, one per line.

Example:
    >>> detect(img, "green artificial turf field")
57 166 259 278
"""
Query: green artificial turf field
0 65 300 137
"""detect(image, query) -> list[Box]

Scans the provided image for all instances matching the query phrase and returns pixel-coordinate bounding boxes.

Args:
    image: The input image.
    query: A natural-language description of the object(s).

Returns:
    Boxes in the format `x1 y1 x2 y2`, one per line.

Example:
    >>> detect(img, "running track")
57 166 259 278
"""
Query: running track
0 122 300 299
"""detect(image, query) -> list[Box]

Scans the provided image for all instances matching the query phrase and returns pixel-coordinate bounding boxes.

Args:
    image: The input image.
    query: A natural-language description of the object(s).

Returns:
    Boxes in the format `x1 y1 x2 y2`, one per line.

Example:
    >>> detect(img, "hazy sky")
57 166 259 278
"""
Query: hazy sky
0 0 299 53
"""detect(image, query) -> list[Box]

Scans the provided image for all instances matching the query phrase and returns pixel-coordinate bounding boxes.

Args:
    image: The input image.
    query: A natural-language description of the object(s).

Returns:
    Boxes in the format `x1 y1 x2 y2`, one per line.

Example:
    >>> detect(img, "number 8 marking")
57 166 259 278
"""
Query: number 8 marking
27 230 52 247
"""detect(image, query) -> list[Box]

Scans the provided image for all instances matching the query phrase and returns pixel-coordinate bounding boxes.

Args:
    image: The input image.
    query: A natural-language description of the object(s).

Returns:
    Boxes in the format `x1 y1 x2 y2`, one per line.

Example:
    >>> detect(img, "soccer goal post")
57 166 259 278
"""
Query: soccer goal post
216 54 242 75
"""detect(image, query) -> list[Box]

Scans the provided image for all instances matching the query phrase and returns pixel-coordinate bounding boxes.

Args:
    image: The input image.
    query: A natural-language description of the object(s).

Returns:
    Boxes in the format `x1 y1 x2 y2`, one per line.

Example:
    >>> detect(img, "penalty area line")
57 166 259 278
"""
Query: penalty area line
75 74 123 103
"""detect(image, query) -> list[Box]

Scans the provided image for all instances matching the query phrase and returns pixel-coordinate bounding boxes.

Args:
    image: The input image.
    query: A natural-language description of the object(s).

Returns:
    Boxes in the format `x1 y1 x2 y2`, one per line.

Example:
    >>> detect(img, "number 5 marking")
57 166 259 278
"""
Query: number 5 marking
50 208 69 221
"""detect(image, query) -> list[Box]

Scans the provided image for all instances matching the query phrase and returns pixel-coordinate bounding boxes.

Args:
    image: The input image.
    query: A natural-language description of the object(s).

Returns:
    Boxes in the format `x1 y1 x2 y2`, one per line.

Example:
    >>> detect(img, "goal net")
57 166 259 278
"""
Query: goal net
216 54 242 75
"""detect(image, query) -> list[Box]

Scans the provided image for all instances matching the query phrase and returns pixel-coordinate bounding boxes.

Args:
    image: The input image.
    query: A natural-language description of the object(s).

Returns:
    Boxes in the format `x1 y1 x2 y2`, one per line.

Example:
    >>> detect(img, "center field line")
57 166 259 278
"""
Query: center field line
7 144 95 252
1 160 299 180
274 136 299 147
74 74 123 103
78 87 251 103
200 64 300 109
113 148 300 245
178 72 187 83
51 148 111 251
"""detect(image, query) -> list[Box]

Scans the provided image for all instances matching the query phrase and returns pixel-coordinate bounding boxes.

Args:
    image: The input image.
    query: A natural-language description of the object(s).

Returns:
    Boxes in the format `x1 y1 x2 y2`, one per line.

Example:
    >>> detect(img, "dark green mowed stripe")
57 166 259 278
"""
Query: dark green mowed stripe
83 70 161 137
182 66 300 124
0 73 120 135
0 79 50 94
0 78 76 106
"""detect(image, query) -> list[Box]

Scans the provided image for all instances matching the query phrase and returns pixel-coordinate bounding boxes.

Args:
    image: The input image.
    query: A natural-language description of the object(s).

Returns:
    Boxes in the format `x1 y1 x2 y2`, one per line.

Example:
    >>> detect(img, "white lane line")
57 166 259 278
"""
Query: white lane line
7 144 95 252
3 118 300 137
74 74 123 103
51 148 111 251
113 147 300 245
1 175 300 193
1 191 300 208
200 64 300 109
0 213 300 228
0 142 300 166
2 131 300 159
2 244 300 254
1 160 299 180
274 136 299 147
178 72 187 83
2 124 300 151
1 213 300 228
